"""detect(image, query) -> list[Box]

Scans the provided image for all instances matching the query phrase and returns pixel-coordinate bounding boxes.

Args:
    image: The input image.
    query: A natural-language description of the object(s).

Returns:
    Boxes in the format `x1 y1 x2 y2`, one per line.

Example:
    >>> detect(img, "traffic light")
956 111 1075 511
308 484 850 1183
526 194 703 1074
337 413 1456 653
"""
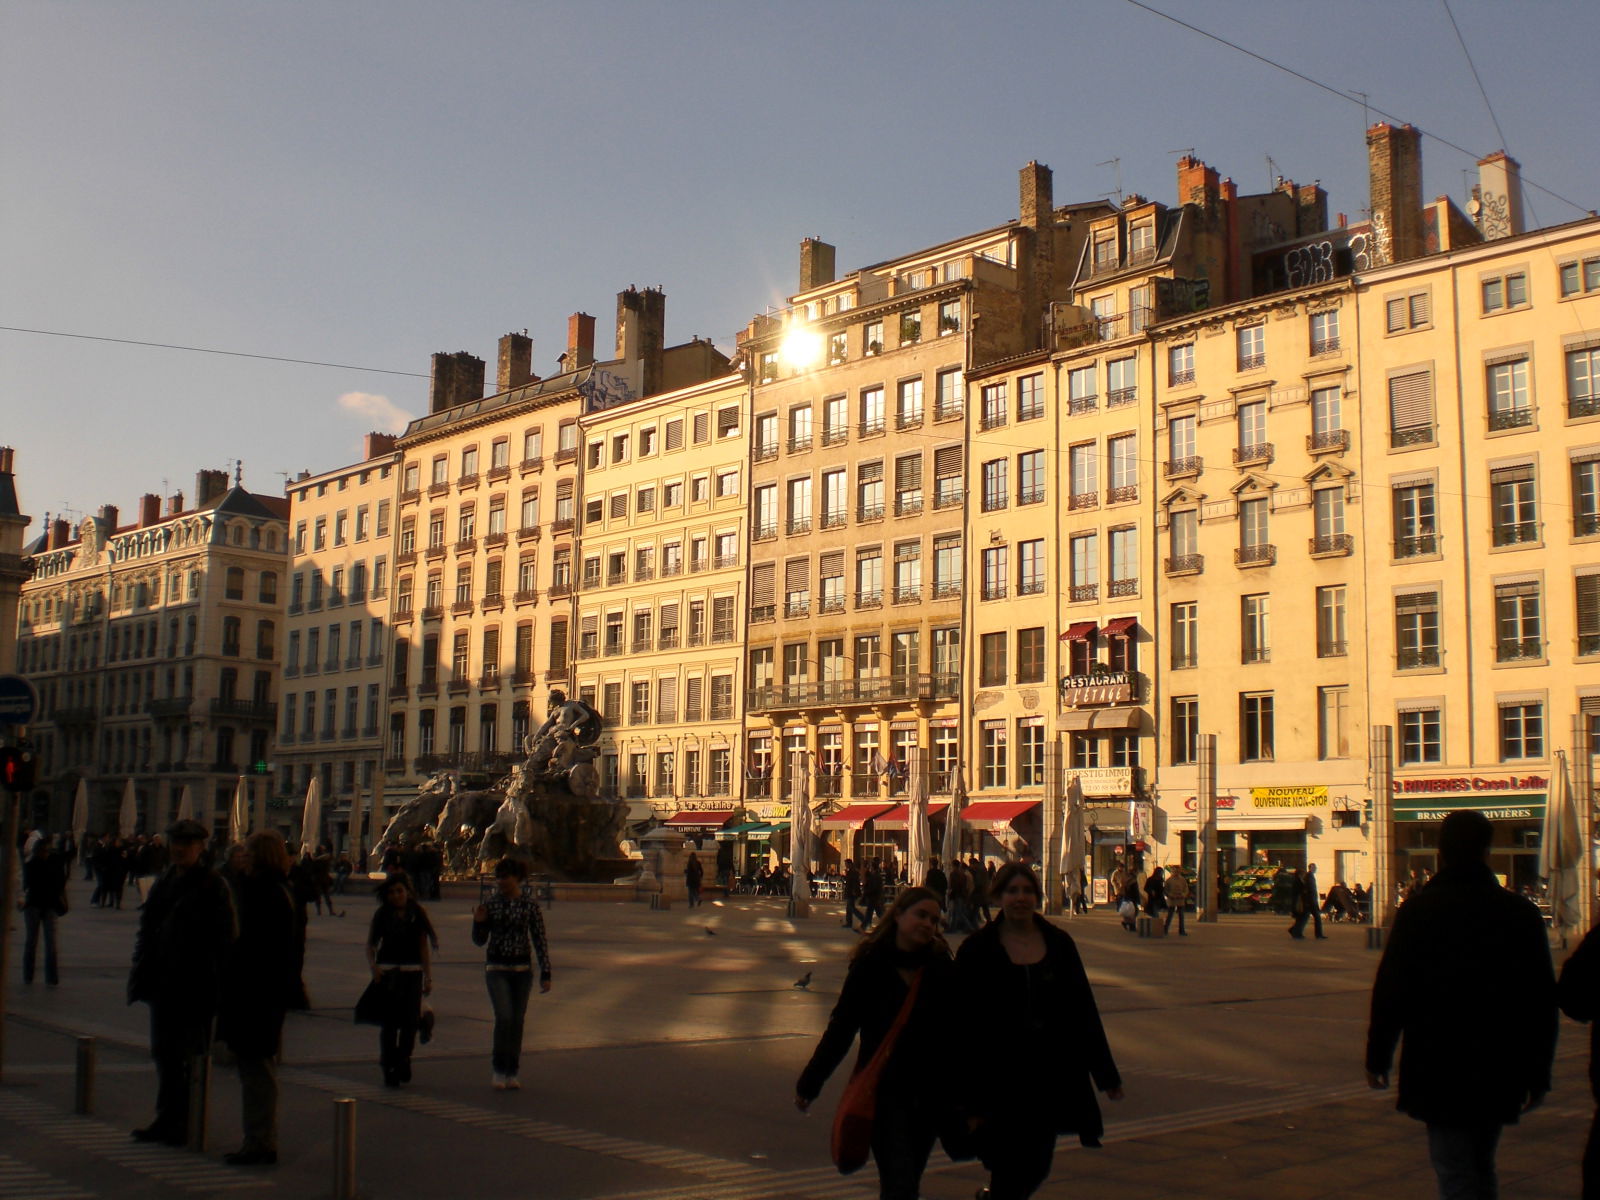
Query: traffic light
0 743 36 792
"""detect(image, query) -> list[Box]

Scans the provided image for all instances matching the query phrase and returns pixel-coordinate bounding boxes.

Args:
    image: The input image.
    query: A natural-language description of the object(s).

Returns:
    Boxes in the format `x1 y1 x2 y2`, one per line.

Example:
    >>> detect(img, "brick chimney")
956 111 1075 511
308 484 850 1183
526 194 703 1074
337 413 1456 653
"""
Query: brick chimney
99 504 119 532
616 287 665 397
51 518 69 549
428 351 486 415
1474 152 1524 240
1176 155 1221 212
564 313 596 372
1019 161 1054 352
363 432 398 460
1367 122 1424 265
497 331 533 392
139 493 161 527
799 238 836 291
194 469 229 507
167 492 184 516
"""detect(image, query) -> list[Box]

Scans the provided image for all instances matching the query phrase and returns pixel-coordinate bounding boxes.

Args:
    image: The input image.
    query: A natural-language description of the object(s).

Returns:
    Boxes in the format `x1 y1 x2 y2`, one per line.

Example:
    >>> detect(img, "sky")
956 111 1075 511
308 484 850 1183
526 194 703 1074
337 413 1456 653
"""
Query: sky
5 0 1598 527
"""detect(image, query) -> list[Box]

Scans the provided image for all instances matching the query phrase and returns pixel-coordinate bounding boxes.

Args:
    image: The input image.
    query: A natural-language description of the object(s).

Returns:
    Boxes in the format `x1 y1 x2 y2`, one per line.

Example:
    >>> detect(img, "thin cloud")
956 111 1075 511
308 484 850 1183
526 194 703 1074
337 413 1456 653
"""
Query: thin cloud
336 391 412 432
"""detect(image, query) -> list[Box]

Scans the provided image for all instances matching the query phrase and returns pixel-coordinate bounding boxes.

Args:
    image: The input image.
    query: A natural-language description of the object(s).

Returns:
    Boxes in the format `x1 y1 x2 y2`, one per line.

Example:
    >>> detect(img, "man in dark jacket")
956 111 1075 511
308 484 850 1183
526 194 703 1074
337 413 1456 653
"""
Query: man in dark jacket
1365 809 1557 1199
1559 925 1600 1197
20 836 68 985
127 819 237 1146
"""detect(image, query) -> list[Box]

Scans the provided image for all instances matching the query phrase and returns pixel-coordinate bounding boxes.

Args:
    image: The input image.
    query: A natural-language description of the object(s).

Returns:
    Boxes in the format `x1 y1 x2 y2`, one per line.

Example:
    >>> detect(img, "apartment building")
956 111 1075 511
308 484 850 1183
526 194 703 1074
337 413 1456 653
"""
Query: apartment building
571 374 747 832
278 434 399 833
385 290 729 803
0 449 29 678
14 470 288 835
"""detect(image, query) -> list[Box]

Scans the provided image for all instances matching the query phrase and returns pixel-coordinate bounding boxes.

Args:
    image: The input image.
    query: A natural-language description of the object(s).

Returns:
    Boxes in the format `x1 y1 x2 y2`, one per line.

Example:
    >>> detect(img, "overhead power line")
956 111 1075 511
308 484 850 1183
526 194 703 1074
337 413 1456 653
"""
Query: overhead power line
0 325 430 378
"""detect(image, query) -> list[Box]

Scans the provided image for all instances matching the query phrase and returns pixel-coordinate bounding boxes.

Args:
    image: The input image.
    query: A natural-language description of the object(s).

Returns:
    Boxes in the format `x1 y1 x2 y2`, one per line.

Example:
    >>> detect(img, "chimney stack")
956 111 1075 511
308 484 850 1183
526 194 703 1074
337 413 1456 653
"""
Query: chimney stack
363 432 398 461
1474 152 1525 240
616 287 666 397
52 518 69 549
799 238 836 292
0 447 12 474
497 331 533 392
565 313 596 372
139 493 161 527
428 351 486 415
167 492 185 516
1176 155 1222 212
1367 122 1425 266
99 504 119 532
194 469 230 507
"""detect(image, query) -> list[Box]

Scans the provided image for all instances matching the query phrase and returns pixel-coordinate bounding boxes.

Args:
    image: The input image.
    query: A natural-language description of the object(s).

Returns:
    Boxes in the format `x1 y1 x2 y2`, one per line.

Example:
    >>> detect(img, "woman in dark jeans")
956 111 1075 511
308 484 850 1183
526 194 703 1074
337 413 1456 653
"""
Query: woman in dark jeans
794 886 958 1200
471 858 552 1090
365 871 436 1087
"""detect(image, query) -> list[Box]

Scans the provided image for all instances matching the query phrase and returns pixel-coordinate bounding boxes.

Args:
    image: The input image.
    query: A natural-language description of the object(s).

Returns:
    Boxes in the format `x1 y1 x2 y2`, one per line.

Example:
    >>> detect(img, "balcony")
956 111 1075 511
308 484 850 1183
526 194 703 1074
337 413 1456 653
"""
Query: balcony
517 525 542 543
635 565 655 582
632 637 653 653
581 572 603 591
389 683 410 699
427 481 449 499
749 604 776 624
1391 424 1434 448
423 543 445 561
1163 456 1202 479
1487 406 1535 432
146 698 191 720
487 464 511 483
577 644 599 661
980 494 1008 513
481 591 505 611
416 680 439 697
714 553 739 569
1493 522 1540 547
711 627 736 644
451 599 474 615
510 671 535 686
1018 580 1045 596
478 673 500 690
1309 533 1354 558
456 473 480 491
933 488 963 511
979 411 1007 431
819 596 846 614
981 583 1007 601
821 510 848 530
399 489 421 506
1311 336 1342 356
1233 442 1274 467
1570 395 1600 419
548 582 572 599
784 599 810 619
858 418 885 439
485 531 508 548
396 549 418 567
1164 554 1204 576
1395 533 1439 558
895 411 924 431
753 443 779 464
519 456 545 473
1106 485 1138 505
1107 387 1138 408
1318 640 1348 657
552 517 575 534
1496 639 1545 663
553 446 578 466
1238 352 1267 371
690 558 708 573
1307 429 1350 454
421 605 444 622
1234 543 1277 567
1068 395 1097 416
787 517 812 536
858 503 885 522
1170 368 1196 387
932 581 962 601
1242 647 1271 665
822 426 849 447
934 402 964 422
1397 648 1441 670
787 435 813 455
447 679 472 696
892 586 921 605
894 497 922 518
856 590 883 610
661 560 684 577
1068 491 1097 511
708 702 734 720
544 668 570 683
1017 487 1045 507
658 631 679 650
1069 583 1098 602
513 589 538 606
747 672 961 714
603 640 624 658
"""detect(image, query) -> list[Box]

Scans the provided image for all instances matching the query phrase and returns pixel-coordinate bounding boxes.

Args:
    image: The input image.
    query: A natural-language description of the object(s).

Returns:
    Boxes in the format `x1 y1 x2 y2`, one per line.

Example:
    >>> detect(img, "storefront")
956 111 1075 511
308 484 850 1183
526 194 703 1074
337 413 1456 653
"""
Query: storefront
818 802 894 866
958 799 1041 864
864 801 951 868
1164 792 1318 911
1391 771 1548 892
661 806 738 849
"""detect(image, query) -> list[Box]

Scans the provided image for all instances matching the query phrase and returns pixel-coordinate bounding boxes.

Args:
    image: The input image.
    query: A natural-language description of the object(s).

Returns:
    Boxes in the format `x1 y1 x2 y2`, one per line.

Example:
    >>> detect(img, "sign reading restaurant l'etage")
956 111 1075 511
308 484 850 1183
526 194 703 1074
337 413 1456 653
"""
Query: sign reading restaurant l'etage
1058 671 1135 706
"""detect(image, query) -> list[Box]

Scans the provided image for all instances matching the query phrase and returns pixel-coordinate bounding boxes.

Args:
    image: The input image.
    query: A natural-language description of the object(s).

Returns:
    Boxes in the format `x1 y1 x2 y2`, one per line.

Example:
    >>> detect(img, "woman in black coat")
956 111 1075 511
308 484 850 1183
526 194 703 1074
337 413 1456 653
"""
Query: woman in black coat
366 871 437 1087
956 862 1122 1200
217 830 306 1166
795 885 958 1200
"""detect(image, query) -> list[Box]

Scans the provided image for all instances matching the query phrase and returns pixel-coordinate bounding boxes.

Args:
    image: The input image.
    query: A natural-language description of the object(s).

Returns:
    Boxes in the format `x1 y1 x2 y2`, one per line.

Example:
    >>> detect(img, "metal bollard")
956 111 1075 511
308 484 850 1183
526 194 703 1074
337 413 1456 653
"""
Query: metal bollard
1367 926 1386 951
332 1097 357 1200
74 1037 96 1115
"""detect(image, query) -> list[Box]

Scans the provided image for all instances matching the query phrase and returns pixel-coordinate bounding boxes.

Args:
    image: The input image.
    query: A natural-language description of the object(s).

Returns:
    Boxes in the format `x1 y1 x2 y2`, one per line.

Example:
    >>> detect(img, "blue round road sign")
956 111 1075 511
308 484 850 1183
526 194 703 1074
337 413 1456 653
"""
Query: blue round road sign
0 674 39 725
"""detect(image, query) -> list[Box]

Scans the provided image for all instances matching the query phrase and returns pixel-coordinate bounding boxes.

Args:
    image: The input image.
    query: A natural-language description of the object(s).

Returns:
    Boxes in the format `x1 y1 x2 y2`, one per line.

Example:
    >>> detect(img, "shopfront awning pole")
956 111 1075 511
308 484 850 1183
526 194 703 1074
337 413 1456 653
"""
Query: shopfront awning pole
1196 734 1217 923
1368 724 1395 951
1043 737 1062 915
1577 715 1595 935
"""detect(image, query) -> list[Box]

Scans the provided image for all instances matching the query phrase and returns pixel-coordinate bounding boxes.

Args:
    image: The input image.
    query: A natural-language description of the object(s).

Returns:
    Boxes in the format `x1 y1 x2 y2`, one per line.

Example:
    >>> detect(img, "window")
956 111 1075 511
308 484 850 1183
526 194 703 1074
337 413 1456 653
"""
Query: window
931 535 962 599
1238 497 1270 554
1018 450 1045 505
1396 591 1441 669
1399 708 1443 765
1069 533 1098 600
1240 693 1275 761
1066 365 1096 414
1071 733 1101 770
1481 271 1528 314
1236 400 1267 458
858 461 884 520
896 378 924 427
1171 602 1197 669
1017 718 1045 786
935 369 964 420
1168 413 1196 469
981 459 1007 512
1106 435 1136 502
980 632 1007 687
822 468 848 527
981 546 1008 601
716 469 739 498
430 456 448 486
1570 347 1600 419
1171 697 1199 765
1576 573 1600 655
1313 487 1346 549
859 387 885 436
1393 481 1438 557
1490 465 1538 545
1108 527 1137 595
1310 309 1340 354
892 541 921 602
788 404 812 452
1237 324 1265 370
1576 457 1600 536
1016 628 1045 684
1318 686 1350 759
1385 291 1431 333
716 407 739 440
1168 343 1195 385
1494 580 1543 661
980 383 1007 430
1015 373 1043 421
1128 220 1155 259
863 320 884 356
1560 257 1600 297
823 395 848 444
1317 585 1347 657
1241 594 1270 663
754 484 778 539
690 475 709 504
894 454 923 515
1486 359 1532 429
1107 357 1137 406
856 548 883 605
938 299 961 336
1168 509 1198 564
1499 701 1544 760
980 721 1007 788
663 480 682 508
1018 539 1045 596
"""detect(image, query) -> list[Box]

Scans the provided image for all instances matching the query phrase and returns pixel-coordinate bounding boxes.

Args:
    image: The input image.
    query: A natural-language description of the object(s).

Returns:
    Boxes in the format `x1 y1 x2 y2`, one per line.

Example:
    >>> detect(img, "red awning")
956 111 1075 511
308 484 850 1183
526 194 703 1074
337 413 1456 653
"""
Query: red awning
818 803 895 830
1060 621 1098 641
871 802 951 831
1102 616 1138 638
958 799 1042 829
662 809 738 829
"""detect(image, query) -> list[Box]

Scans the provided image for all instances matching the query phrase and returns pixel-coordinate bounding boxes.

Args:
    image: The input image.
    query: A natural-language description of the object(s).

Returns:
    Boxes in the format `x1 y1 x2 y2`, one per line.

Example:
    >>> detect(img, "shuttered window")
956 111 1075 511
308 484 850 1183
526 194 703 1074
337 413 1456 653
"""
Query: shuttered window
609 493 628 519
665 419 683 450
820 550 844 576
1577 573 1600 648
693 412 710 444
716 406 740 438
785 557 811 592
895 454 923 491
1395 591 1438 614
685 676 704 720
658 677 678 719
659 602 679 632
580 614 598 634
1388 371 1434 439
751 562 776 605
859 461 883 484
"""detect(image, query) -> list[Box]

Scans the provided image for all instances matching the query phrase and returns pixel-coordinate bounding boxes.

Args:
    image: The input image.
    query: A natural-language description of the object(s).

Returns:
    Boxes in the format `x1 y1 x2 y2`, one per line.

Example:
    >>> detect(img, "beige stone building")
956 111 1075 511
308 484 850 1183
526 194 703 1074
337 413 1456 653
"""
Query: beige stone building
385 290 728 810
14 470 288 836
0 448 31 677
570 374 747 834
278 434 399 842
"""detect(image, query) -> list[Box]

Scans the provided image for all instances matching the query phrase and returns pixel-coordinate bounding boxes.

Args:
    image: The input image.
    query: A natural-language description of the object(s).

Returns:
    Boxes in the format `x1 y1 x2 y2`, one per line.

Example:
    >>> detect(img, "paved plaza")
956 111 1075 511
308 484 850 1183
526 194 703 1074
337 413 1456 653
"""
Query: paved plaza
0 885 1590 1199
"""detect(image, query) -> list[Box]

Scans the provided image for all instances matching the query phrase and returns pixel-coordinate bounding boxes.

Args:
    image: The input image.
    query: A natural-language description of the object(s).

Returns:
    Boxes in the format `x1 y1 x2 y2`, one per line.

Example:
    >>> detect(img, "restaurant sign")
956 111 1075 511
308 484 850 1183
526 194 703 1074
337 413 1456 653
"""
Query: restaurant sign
1065 767 1134 797
1058 671 1135 706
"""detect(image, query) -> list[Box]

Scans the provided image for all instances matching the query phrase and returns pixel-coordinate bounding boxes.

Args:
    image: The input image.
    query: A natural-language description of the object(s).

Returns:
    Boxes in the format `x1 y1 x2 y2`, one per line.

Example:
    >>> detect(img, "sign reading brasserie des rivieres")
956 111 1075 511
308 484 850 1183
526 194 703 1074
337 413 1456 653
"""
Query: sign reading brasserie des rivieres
1391 772 1548 822
1058 671 1134 706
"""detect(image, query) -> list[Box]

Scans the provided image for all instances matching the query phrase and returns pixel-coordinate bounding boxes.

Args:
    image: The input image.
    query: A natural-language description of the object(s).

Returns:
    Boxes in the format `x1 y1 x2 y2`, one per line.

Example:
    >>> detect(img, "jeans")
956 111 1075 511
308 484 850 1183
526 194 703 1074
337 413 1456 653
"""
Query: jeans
980 1116 1058 1200
485 969 534 1076
1426 1120 1502 1200
236 1054 278 1152
869 1096 937 1200
22 907 58 984
1165 903 1187 935
378 972 423 1083
843 897 863 929
149 1004 212 1137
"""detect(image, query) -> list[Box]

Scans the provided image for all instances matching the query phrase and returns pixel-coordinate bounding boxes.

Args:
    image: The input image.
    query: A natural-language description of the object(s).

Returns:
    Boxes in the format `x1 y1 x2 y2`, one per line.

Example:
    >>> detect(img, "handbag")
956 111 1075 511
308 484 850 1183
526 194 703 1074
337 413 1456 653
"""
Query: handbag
830 970 923 1175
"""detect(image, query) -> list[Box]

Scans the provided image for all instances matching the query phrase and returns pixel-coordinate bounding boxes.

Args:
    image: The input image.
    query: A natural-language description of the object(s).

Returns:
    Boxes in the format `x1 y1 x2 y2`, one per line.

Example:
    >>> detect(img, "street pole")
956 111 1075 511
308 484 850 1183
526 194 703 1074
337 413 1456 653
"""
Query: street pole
0 786 17 1082
1577 715 1595 934
1196 734 1217 923
1043 737 1062 914
1368 724 1395 950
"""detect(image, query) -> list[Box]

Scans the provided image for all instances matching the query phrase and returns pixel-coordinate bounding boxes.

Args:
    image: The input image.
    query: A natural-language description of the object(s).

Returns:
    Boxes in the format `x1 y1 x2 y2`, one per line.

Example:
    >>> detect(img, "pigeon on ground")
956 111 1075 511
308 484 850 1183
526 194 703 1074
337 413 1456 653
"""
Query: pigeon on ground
793 971 812 990
704 926 717 936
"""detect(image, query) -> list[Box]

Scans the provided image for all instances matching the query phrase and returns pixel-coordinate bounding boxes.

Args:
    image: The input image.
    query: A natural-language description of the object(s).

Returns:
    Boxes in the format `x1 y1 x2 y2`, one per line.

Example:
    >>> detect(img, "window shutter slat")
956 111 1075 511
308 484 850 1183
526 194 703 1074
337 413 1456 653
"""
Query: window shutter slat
752 563 775 604
1388 372 1433 428
785 557 810 591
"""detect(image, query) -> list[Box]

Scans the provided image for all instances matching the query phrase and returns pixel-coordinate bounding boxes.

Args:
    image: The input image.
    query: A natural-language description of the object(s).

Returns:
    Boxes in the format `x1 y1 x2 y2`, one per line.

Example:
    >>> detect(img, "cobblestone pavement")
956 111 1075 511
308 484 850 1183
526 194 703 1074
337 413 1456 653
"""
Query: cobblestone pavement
0 886 1588 1199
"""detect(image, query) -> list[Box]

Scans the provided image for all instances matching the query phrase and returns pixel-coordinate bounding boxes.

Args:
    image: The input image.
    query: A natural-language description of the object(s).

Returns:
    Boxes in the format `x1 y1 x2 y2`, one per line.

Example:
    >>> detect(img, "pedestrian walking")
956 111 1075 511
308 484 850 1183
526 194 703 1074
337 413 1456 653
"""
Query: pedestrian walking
217 830 306 1167
1116 876 1140 932
862 860 885 925
946 859 974 933
20 834 68 985
969 857 993 924
471 858 553 1090
1365 809 1557 1199
1142 866 1166 921
127 819 237 1145
1288 866 1314 938
795 886 958 1200
841 859 864 930
366 871 437 1087
1162 865 1190 936
955 863 1122 1199
1559 924 1600 1198
1305 863 1326 937
923 857 948 907
684 852 704 908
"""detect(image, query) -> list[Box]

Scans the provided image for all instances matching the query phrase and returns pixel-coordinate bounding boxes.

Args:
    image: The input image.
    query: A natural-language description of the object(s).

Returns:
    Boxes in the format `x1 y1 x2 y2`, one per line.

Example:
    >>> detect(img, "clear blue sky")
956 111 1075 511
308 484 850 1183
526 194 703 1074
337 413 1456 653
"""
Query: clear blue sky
5 0 1597 525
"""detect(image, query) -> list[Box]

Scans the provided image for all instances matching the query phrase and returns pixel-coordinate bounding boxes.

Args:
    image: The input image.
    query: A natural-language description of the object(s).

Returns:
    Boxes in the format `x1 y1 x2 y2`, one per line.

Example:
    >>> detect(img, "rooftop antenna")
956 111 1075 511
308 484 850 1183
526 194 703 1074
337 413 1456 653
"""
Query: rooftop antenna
234 458 243 487
1167 147 1196 160
1349 90 1370 129
1096 157 1124 206
1266 154 1280 190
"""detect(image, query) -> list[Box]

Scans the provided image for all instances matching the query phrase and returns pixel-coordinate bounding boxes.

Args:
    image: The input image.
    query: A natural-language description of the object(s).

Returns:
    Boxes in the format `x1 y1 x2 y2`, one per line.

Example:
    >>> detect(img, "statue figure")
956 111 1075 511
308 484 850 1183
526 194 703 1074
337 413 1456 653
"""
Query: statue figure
527 690 603 781
371 771 456 867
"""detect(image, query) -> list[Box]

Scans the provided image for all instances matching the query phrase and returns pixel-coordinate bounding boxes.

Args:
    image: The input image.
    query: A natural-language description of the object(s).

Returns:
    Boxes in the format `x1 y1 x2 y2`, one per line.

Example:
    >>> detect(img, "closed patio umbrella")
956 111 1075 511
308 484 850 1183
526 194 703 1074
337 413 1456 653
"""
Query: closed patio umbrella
906 748 931 886
175 784 195 823
118 778 138 839
300 776 323 855
228 775 250 845
71 778 89 843
1541 749 1581 936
